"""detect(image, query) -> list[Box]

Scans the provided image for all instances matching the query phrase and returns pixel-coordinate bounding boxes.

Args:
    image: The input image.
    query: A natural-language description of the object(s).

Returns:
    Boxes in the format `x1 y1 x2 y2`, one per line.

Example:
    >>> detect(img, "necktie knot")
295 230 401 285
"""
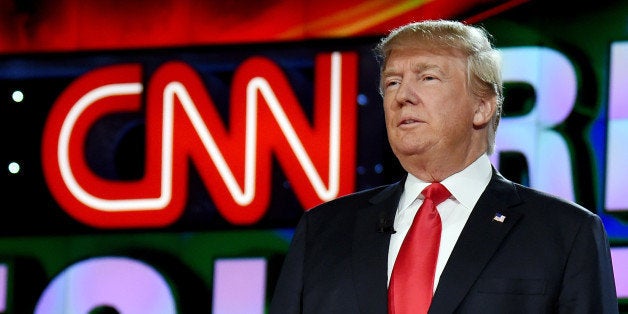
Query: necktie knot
422 182 451 206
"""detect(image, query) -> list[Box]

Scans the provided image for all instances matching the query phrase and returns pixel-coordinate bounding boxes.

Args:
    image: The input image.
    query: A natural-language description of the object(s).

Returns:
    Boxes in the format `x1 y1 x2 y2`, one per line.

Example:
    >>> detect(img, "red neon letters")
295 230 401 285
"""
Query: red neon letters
42 52 358 228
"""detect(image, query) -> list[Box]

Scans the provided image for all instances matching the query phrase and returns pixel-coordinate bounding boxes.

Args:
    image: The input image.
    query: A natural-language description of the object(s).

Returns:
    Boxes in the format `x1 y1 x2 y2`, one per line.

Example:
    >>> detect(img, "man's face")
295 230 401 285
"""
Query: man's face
382 46 484 173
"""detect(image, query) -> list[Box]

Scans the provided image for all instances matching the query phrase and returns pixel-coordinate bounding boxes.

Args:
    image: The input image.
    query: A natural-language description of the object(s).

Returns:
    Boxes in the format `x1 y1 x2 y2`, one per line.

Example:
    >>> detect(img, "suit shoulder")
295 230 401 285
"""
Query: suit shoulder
302 184 396 222
512 182 598 222
310 184 393 212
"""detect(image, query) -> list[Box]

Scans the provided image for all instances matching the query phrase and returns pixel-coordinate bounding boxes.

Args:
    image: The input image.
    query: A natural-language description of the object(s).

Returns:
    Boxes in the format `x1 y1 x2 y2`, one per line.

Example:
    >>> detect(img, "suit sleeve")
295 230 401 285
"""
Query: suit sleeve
269 214 308 314
558 214 618 314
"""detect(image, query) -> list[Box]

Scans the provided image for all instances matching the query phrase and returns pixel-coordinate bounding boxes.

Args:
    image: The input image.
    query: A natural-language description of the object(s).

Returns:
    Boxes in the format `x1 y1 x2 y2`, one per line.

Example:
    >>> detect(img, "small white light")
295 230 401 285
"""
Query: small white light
8 162 21 174
12 90 24 103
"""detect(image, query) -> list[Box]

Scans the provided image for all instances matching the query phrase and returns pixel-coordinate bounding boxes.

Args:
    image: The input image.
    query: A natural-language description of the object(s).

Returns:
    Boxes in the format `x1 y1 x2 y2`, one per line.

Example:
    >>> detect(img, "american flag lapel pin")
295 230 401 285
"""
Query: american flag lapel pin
493 213 506 223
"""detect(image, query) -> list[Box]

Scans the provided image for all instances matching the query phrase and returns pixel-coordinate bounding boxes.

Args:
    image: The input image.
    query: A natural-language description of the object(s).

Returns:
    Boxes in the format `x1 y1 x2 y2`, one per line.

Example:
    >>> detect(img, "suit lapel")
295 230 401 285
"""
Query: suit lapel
429 171 523 313
351 182 402 314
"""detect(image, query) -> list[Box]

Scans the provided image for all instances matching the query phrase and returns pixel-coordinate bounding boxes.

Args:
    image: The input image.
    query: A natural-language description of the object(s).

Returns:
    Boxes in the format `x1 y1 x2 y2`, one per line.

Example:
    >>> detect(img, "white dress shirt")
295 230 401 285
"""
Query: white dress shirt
387 154 493 291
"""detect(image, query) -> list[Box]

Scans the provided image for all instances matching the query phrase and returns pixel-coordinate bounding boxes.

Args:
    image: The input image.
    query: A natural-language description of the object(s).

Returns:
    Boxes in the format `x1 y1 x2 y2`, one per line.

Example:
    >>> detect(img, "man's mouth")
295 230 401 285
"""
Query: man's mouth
399 119 420 126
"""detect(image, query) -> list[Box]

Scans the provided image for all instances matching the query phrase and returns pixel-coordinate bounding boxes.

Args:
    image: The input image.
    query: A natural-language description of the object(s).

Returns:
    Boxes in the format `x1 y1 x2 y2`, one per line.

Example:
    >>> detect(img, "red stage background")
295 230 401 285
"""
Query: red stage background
0 0 524 53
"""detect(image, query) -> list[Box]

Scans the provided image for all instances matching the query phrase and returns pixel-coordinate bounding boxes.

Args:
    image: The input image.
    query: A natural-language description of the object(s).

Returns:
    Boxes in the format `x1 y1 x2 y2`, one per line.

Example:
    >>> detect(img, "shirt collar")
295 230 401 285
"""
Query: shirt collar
399 154 492 212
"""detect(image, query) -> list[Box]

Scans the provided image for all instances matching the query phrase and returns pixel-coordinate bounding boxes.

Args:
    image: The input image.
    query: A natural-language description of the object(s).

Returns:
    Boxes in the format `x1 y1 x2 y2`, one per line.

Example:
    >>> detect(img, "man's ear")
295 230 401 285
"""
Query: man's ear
473 96 496 127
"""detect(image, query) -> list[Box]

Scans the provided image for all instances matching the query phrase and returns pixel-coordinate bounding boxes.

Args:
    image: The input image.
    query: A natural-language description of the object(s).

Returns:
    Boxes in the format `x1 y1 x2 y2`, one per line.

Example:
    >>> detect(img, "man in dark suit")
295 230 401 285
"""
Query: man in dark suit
270 20 617 313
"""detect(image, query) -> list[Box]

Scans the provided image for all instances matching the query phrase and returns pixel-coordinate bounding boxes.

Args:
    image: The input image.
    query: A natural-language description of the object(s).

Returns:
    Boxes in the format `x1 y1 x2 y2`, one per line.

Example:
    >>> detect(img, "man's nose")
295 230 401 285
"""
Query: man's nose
394 79 418 106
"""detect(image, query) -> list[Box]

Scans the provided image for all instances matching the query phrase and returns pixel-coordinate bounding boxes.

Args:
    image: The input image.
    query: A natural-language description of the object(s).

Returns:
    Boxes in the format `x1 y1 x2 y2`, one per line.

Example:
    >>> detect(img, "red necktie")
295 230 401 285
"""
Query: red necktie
388 182 451 314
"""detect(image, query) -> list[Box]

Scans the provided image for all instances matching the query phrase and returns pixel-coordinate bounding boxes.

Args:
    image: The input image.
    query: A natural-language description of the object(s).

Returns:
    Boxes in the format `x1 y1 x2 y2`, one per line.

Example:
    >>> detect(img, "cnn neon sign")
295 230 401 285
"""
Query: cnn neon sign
42 52 358 228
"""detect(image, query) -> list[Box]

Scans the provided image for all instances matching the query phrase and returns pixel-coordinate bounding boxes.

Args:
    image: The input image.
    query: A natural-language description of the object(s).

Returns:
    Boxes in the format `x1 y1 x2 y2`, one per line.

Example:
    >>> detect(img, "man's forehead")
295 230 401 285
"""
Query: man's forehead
383 61 443 75
383 48 466 72
387 43 467 59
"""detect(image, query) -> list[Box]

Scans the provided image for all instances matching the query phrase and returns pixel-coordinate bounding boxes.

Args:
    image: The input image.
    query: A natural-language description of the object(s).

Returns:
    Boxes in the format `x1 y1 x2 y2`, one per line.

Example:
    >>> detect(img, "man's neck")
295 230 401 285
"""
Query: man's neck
402 151 486 182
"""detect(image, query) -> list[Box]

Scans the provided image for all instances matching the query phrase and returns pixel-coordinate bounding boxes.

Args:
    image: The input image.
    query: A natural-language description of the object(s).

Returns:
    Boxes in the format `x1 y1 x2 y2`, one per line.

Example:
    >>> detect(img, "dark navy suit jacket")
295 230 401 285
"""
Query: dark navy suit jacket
270 170 618 313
